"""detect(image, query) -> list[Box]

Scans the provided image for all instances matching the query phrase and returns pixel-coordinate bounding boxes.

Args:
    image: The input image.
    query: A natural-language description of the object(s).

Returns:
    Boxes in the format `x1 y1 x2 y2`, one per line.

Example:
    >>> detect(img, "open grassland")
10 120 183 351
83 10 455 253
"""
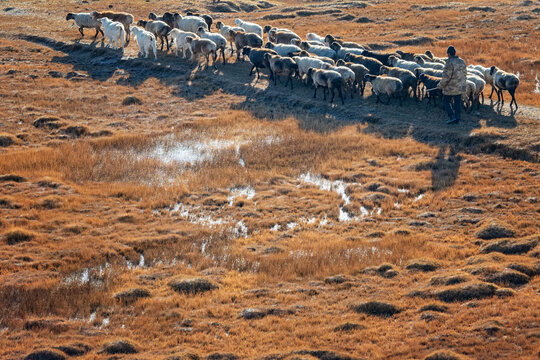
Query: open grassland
0 0 539 359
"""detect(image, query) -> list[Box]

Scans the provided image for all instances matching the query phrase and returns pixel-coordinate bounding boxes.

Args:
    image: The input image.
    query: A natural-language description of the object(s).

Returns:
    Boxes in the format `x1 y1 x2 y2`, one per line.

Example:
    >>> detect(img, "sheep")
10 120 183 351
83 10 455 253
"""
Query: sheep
361 50 397 67
186 36 217 70
230 30 264 61
234 18 263 38
417 73 442 106
197 26 227 64
490 66 520 110
414 56 445 70
425 50 447 64
293 55 332 85
264 54 298 89
264 26 299 42
148 12 175 29
466 74 486 109
267 29 300 44
97 17 125 51
291 39 324 48
186 13 213 30
265 42 301 58
469 64 496 99
90 11 133 44
415 67 443 98
395 50 429 62
66 12 103 39
292 50 335 66
336 59 369 95
379 65 418 100
130 26 157 59
364 74 403 105
216 21 244 55
324 34 364 49
306 33 326 45
174 14 208 33
301 41 336 60
329 42 363 60
344 53 383 76
328 65 356 98
243 47 277 79
467 67 485 79
388 55 421 72
137 20 171 51
462 79 477 111
307 68 345 105
169 29 198 58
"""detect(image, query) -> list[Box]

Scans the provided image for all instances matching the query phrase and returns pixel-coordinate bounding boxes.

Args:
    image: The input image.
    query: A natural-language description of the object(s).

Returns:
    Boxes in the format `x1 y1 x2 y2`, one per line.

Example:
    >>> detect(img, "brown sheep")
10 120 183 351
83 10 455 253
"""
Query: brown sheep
264 53 299 89
90 10 134 44
229 30 263 62
269 29 300 44
185 36 217 70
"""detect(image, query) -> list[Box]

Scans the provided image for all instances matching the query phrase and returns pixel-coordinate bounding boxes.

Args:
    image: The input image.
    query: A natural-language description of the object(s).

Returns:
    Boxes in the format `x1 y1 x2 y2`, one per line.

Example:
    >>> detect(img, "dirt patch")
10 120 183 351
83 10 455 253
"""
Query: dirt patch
24 350 66 360
0 133 20 147
435 282 498 302
479 236 538 254
53 344 91 357
114 288 151 304
351 301 401 317
424 350 469 360
169 278 218 294
476 221 515 239
122 95 142 106
468 6 496 12
334 322 365 332
296 9 342 17
99 340 138 354
406 259 441 272
262 14 296 20
393 36 435 46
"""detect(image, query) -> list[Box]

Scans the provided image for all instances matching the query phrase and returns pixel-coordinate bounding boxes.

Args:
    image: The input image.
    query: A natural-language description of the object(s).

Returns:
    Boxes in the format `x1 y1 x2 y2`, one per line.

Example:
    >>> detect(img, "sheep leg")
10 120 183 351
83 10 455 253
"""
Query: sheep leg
213 51 218 70
499 89 504 107
338 86 344 105
220 48 226 64
330 88 335 103
256 66 261 79
489 85 495 100
481 92 484 105
323 87 327 101
166 35 170 51
509 88 517 110
249 65 255 77
79 27 85 37
313 86 318 99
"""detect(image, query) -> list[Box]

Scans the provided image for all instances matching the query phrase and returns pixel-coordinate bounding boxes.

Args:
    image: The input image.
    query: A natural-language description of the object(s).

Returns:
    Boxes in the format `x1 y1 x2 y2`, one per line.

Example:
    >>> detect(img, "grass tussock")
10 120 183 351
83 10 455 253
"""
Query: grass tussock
3 227 36 245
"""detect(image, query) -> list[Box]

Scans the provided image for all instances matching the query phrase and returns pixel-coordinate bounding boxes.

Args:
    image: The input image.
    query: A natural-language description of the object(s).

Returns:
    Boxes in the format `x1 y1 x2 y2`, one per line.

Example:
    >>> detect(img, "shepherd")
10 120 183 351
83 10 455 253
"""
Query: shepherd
437 46 467 124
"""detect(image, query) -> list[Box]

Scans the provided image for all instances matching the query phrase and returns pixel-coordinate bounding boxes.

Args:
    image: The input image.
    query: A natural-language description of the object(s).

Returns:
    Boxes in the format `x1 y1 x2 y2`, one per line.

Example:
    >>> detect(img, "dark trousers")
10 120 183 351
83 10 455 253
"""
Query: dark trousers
443 94 462 121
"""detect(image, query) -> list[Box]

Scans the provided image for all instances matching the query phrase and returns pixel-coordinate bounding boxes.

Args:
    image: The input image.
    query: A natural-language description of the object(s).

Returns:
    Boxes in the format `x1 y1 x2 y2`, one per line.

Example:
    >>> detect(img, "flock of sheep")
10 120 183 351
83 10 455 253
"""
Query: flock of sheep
65 10 521 110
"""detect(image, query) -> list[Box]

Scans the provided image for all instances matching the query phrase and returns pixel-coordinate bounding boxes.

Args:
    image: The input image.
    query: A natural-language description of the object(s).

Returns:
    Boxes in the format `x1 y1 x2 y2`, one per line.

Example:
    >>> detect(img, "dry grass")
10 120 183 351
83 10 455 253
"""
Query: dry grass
0 0 538 359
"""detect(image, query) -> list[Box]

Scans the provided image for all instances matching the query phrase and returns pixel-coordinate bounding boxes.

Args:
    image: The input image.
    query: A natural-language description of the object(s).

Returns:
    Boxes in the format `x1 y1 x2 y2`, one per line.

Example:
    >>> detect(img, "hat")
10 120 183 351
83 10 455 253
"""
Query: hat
447 46 456 56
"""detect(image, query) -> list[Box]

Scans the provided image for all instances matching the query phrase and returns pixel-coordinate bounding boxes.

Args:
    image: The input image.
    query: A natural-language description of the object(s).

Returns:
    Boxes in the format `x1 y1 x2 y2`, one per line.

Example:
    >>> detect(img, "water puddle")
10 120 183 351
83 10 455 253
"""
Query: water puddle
127 254 145 270
228 186 256 206
150 139 240 165
414 194 425 202
171 203 229 227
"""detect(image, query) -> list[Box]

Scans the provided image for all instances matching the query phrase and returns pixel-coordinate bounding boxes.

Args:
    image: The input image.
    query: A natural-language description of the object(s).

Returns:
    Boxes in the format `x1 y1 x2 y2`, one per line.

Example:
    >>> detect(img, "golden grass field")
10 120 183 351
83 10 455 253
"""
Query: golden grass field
0 0 539 359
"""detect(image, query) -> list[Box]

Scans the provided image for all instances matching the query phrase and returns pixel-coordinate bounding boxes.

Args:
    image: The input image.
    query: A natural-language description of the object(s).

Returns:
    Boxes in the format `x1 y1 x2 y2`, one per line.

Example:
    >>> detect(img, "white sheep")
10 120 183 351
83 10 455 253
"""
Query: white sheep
306 33 326 45
467 74 486 108
197 26 228 64
329 65 356 98
469 64 496 99
462 79 476 110
364 74 403 105
66 13 103 39
467 67 484 79
234 18 263 38
388 55 421 72
97 17 125 51
414 56 444 70
265 43 301 57
130 26 157 59
300 42 336 60
169 29 198 58
490 66 520 109
329 42 364 60
293 56 332 84
175 14 208 33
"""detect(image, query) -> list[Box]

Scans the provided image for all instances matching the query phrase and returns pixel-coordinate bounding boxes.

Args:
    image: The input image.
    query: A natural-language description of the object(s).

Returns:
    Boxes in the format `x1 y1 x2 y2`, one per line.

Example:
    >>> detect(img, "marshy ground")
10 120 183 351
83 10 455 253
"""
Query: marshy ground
0 0 539 359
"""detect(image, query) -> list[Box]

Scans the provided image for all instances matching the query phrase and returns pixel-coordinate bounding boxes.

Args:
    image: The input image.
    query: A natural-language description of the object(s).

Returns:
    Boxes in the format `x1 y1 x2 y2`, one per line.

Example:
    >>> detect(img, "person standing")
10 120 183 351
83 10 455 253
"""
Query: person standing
437 46 467 124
